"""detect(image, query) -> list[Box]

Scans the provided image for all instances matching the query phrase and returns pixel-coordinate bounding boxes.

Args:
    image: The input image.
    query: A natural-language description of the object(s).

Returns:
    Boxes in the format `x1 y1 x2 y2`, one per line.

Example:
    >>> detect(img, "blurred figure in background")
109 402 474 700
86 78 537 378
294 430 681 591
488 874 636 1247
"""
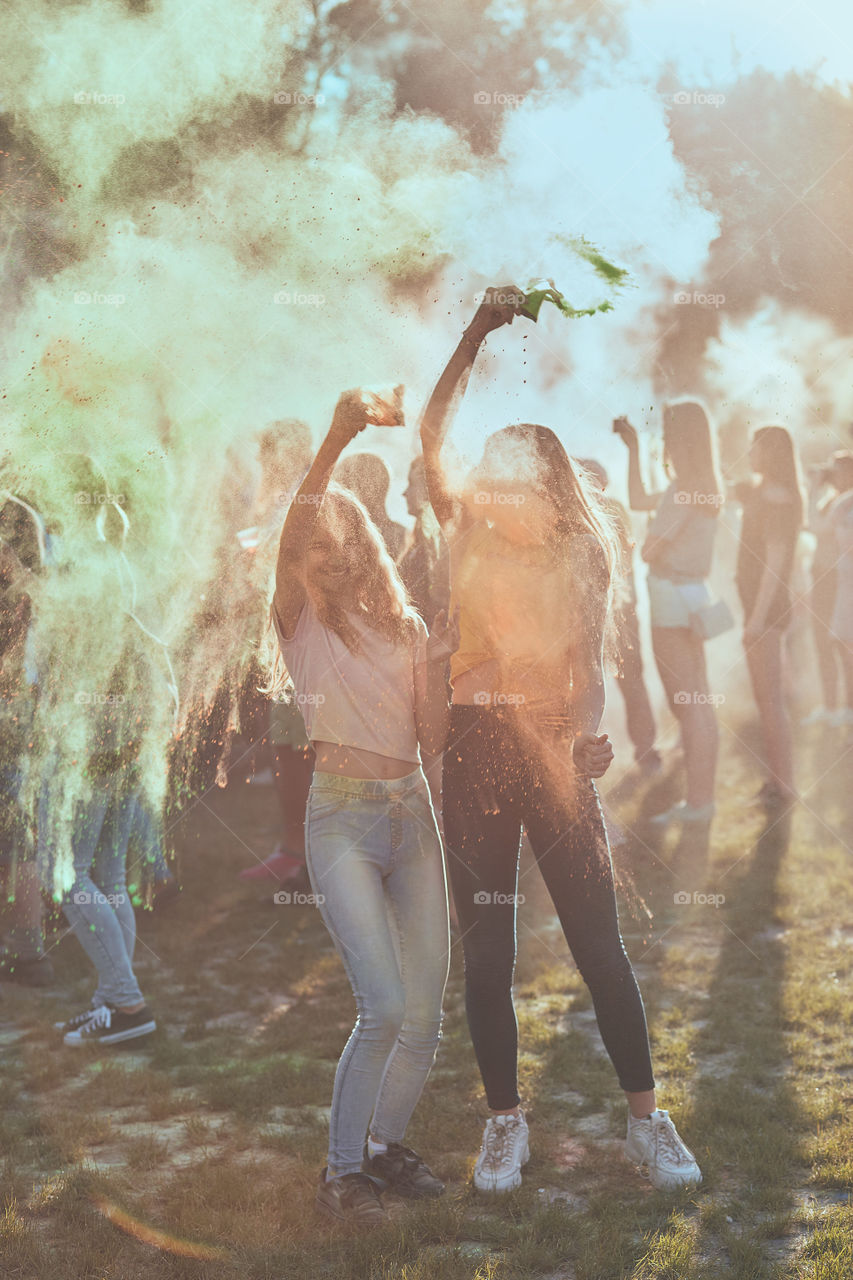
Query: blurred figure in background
827 452 853 733
614 404 725 826
577 458 661 778
335 452 407 561
734 425 805 808
803 451 853 728
398 455 450 630
0 538 53 987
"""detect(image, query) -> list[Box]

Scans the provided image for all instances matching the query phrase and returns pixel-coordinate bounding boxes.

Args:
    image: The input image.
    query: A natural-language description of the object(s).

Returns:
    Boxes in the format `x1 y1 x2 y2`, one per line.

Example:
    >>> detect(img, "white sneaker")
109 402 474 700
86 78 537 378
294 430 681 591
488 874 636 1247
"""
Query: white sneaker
625 1109 701 1189
473 1111 530 1193
800 706 833 727
648 801 715 827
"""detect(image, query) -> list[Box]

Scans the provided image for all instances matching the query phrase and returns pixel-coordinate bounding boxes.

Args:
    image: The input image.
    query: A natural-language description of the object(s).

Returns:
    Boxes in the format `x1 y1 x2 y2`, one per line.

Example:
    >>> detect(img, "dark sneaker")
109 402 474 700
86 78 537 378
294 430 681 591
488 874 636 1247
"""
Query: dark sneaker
0 953 56 987
315 1168 388 1227
363 1142 445 1198
54 1001 115 1033
63 1003 156 1046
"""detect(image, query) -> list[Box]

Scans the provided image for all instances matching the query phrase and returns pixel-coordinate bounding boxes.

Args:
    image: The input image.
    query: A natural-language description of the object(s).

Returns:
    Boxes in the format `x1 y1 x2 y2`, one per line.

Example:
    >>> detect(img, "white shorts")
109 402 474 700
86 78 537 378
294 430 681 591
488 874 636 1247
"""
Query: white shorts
647 574 711 629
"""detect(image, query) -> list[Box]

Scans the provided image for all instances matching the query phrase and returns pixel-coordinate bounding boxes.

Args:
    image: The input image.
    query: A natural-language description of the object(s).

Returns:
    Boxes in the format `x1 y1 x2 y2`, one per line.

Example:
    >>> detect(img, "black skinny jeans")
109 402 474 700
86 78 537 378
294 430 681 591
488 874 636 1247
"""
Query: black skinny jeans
444 705 655 1110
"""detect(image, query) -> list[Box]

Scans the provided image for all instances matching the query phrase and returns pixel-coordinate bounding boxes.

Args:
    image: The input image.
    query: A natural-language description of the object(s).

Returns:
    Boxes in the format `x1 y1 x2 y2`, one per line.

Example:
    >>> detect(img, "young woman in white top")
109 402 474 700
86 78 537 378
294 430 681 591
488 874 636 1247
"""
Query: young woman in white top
614 406 724 825
268 390 452 1228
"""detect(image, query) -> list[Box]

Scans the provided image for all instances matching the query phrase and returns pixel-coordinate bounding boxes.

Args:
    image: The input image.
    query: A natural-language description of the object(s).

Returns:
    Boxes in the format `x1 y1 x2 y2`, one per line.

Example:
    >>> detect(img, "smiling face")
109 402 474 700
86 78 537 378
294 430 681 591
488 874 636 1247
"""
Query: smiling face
305 520 355 605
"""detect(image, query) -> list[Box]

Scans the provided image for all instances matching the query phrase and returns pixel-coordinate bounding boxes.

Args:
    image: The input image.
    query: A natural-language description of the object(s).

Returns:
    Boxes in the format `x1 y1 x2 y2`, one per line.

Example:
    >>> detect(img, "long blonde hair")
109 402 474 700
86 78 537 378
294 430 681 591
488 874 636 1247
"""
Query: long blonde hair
261 483 421 702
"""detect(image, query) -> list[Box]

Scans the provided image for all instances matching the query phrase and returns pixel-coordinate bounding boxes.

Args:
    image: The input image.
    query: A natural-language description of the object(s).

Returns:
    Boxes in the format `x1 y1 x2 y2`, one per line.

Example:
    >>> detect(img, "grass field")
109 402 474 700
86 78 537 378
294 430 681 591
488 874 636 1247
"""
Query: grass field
1 714 851 1279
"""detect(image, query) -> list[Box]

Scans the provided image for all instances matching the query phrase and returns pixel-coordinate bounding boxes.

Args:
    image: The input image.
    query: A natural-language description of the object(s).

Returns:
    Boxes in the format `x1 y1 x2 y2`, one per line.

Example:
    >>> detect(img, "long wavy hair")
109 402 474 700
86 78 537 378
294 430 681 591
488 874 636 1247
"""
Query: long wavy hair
261 482 421 702
474 423 623 599
662 400 723 514
751 425 806 528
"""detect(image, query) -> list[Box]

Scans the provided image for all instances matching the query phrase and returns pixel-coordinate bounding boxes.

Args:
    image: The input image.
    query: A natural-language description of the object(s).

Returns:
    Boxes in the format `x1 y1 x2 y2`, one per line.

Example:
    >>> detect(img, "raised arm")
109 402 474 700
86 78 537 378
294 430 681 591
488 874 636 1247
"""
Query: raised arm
613 418 663 512
273 390 370 635
420 291 519 528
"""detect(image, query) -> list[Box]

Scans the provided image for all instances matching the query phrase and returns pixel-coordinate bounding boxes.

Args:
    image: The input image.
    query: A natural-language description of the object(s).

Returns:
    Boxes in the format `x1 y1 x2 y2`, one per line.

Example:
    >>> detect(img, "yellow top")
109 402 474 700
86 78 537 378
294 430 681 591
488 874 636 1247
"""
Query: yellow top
449 520 578 695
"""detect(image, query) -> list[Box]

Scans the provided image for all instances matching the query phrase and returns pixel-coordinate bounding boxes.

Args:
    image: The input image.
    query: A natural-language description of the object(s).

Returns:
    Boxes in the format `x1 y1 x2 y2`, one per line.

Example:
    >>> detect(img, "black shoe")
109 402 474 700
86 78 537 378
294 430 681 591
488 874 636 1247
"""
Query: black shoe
362 1142 445 1198
0 953 56 987
54 1001 115 1033
315 1168 388 1226
63 1003 156 1046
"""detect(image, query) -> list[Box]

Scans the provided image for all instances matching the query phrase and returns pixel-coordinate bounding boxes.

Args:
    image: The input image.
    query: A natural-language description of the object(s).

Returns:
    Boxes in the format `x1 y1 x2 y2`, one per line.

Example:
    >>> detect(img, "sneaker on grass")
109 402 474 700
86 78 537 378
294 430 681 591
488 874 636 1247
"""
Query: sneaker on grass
315 1169 388 1227
473 1110 530 1193
63 1003 156 1047
362 1142 444 1198
625 1108 702 1189
54 1001 115 1033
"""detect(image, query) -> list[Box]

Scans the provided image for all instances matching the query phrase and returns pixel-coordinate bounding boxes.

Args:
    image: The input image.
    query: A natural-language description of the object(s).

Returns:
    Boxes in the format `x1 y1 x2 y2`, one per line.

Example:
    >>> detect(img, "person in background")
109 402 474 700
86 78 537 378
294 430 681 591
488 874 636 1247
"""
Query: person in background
734 425 805 808
268 390 453 1228
0 540 54 987
826 452 853 733
576 458 661 778
421 294 702 1197
398 455 451 631
236 420 319 888
335 452 407 561
802 452 853 728
614 406 724 826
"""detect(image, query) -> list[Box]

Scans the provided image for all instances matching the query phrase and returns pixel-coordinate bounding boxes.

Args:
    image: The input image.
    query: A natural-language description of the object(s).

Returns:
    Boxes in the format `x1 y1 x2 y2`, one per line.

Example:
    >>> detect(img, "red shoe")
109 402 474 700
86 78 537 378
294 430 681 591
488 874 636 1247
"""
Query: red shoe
239 846 304 882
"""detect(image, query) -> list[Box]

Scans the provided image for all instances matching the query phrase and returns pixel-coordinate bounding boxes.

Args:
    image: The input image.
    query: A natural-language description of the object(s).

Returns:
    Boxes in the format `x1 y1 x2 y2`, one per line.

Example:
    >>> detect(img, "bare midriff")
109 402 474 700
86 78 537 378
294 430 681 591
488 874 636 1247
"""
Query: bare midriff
310 740 418 779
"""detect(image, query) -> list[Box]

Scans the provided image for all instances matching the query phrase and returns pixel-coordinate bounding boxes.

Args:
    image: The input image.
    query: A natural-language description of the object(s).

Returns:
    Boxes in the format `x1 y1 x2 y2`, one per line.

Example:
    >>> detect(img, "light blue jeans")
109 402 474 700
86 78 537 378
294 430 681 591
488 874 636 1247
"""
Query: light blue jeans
53 778 144 1008
305 767 450 1176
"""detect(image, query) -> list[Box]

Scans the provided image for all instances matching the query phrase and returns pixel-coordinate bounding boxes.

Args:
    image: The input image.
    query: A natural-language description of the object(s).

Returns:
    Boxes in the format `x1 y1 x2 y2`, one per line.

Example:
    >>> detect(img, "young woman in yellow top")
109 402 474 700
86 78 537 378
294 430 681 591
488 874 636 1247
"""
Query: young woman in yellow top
420 292 702 1194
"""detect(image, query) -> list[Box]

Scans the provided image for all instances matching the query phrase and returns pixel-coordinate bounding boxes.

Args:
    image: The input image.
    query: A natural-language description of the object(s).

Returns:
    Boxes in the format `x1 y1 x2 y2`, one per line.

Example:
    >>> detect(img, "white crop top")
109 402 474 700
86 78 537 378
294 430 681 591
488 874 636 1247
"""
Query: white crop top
270 599 428 764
